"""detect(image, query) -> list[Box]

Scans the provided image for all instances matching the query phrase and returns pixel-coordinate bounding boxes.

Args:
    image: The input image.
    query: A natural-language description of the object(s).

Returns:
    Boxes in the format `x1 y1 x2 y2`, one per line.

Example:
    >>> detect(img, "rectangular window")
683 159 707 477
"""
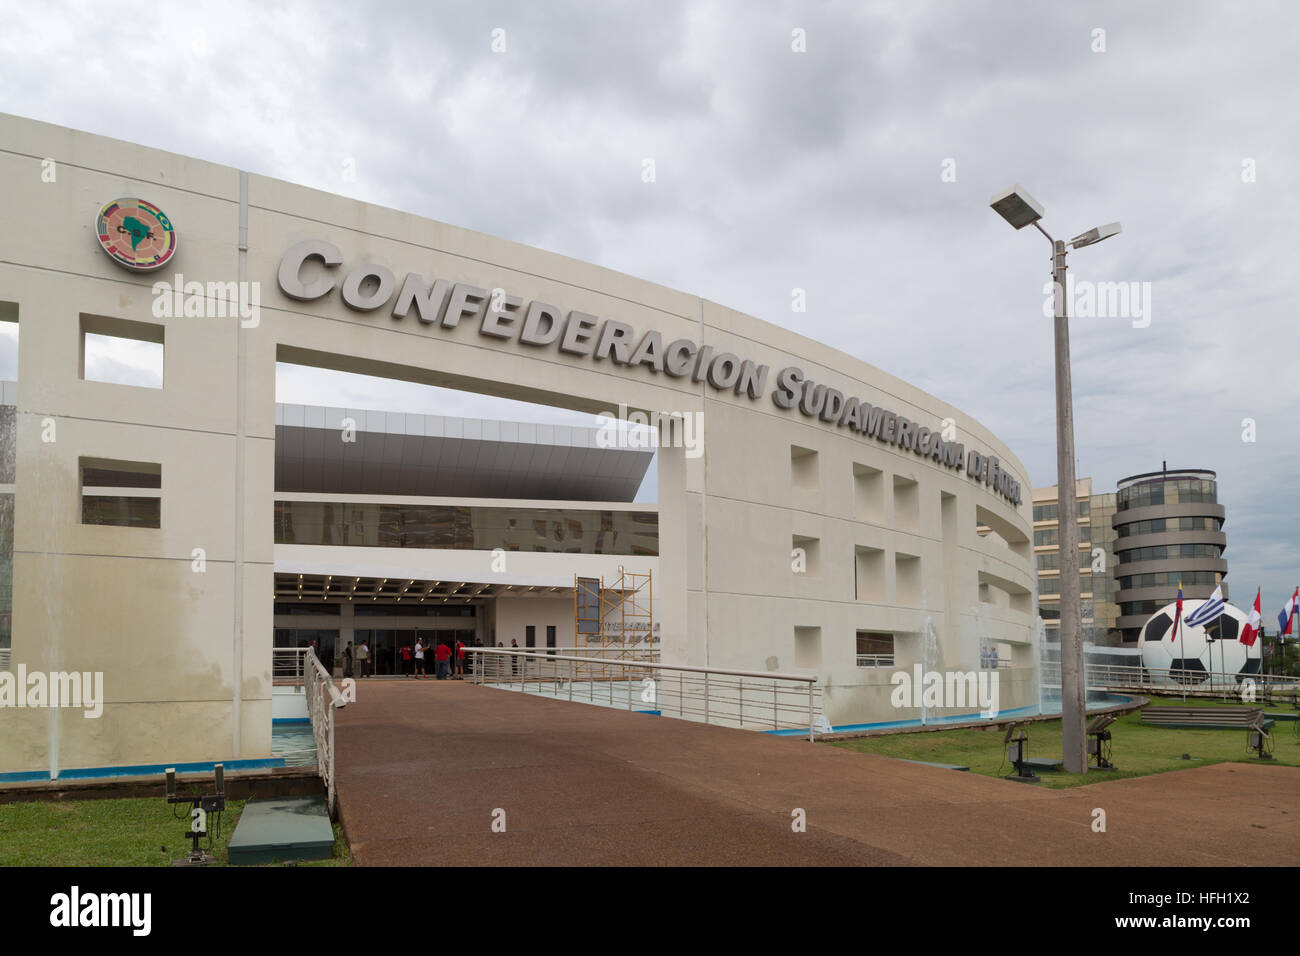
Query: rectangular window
894 552 921 606
794 625 821 668
546 624 556 656
80 314 164 389
852 462 884 523
792 533 820 576
892 475 919 534
854 545 885 602
525 625 535 649
80 457 160 528
790 445 818 491
856 631 894 667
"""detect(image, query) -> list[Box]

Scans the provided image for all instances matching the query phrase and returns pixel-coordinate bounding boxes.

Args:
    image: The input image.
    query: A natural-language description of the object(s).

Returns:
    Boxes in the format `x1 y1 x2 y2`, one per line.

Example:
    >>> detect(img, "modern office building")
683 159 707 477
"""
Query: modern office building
0 113 1038 777
1032 479 1122 653
1035 468 1228 650
1113 467 1228 643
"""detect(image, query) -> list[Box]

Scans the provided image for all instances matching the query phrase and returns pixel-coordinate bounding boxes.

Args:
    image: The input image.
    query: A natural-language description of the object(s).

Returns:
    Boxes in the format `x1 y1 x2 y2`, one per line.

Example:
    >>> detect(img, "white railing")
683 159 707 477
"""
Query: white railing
474 644 656 681
302 646 347 818
0 648 9 671
468 647 821 741
855 654 894 668
272 646 309 685
1041 660 1300 699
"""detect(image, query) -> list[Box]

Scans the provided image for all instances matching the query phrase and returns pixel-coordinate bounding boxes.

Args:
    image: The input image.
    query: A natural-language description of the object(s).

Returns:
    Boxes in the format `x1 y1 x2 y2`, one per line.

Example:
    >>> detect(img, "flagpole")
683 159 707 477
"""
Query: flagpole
1211 621 1222 702
1179 613 1185 703
1178 582 1186 703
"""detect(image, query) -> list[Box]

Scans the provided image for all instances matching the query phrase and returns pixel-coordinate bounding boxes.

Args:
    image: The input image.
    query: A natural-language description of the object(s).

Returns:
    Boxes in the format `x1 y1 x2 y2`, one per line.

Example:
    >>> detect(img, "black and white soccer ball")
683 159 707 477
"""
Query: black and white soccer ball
1138 599 1260 679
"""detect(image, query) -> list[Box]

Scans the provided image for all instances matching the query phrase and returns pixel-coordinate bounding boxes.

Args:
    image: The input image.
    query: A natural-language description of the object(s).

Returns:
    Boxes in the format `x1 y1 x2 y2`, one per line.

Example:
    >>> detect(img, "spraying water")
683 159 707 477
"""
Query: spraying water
920 616 941 725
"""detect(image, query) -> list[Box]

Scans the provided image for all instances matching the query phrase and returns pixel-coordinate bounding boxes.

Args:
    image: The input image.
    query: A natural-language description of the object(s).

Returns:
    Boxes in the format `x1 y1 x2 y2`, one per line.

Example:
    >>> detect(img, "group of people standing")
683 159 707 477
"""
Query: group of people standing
340 637 475 679
408 637 468 680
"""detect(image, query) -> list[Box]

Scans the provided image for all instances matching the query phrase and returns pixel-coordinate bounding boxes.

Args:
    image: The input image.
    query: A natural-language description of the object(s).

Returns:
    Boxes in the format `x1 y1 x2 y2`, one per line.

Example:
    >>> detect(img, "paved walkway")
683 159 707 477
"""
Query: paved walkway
334 680 1300 866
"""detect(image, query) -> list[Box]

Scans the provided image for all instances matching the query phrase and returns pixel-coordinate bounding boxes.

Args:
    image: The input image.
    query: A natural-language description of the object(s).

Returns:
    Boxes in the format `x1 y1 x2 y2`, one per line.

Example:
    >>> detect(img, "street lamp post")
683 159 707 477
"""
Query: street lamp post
990 185 1120 775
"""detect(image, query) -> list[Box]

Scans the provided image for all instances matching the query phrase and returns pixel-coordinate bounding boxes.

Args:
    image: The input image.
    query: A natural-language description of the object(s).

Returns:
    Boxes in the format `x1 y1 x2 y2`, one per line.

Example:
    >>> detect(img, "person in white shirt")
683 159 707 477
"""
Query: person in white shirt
414 639 426 678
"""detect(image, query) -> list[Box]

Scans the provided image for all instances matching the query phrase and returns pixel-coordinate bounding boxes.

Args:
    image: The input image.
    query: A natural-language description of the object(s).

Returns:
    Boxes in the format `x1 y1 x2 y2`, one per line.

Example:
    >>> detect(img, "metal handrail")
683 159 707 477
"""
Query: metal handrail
301 646 346 817
1040 660 1300 697
467 647 821 741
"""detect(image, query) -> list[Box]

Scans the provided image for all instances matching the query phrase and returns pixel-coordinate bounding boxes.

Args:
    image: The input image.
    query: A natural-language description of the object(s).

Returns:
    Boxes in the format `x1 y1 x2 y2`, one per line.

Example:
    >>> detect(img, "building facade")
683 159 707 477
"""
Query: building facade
1113 467 1228 643
0 114 1038 776
1032 479 1123 653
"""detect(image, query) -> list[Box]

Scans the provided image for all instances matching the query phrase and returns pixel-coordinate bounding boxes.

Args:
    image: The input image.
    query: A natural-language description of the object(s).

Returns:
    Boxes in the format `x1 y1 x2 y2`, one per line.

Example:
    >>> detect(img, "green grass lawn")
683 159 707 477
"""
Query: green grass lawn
827 696 1300 789
0 797 352 866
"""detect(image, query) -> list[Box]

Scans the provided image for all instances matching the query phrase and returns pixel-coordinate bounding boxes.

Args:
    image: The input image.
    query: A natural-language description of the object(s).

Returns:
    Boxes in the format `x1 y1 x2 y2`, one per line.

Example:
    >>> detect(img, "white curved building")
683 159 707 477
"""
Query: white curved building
0 114 1038 777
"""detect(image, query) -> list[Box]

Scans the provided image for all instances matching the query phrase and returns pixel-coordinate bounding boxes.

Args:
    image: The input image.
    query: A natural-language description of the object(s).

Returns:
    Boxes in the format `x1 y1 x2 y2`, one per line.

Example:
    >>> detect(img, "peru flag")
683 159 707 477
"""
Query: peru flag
1241 588 1262 647
1279 588 1298 639
1170 583 1183 642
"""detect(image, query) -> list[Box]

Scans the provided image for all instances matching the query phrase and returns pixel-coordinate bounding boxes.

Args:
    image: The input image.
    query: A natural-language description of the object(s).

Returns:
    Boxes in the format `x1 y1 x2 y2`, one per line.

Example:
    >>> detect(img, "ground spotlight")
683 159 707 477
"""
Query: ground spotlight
1003 722 1040 783
1086 714 1118 771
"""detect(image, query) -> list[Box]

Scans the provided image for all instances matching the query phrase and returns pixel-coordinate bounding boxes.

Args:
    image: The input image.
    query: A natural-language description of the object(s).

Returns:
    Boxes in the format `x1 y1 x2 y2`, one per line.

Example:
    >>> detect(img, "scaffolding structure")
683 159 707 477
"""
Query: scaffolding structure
573 566 654 679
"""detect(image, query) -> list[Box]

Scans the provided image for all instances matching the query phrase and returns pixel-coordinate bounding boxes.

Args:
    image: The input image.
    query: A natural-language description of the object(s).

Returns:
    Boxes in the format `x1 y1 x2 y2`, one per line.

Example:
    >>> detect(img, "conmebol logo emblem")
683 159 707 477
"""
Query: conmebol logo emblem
94 198 177 271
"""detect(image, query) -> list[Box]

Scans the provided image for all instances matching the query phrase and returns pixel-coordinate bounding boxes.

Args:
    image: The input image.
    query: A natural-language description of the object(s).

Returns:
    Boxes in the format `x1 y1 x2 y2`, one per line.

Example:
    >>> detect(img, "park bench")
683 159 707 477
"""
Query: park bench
1023 756 1064 772
1140 706 1273 731
899 759 969 772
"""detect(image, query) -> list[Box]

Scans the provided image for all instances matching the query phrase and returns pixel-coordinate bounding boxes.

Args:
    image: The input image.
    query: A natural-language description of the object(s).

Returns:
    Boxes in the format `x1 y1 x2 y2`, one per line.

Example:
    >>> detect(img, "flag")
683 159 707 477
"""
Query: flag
1184 585 1225 629
1279 587 1298 639
1241 588 1261 647
1170 582 1183 642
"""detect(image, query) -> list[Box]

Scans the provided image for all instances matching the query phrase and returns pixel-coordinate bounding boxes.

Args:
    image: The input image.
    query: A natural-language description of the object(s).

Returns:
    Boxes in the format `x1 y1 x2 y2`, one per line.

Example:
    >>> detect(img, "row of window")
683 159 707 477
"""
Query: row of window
1038 575 1092 595
1120 600 1172 616
1032 500 1091 522
1115 516 1223 537
1034 527 1092 546
1036 551 1093 570
1116 543 1223 564
1116 478 1217 511
274 501 659 555
1117 570 1219 590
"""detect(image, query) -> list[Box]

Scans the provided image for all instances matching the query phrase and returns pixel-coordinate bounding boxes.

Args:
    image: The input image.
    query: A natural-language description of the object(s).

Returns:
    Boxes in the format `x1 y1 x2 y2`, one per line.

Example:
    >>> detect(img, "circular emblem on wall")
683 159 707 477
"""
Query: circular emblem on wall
94 198 177 271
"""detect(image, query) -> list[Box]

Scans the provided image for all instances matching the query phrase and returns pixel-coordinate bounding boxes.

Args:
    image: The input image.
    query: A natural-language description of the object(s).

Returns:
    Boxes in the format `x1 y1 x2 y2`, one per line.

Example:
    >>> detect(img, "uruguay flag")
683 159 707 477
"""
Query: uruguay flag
1280 587 1299 639
1184 585 1226 629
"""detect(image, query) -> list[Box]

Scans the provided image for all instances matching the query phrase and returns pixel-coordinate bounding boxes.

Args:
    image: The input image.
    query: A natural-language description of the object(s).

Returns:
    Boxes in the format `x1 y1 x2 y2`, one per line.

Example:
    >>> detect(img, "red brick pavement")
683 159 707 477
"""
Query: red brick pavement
333 680 1300 866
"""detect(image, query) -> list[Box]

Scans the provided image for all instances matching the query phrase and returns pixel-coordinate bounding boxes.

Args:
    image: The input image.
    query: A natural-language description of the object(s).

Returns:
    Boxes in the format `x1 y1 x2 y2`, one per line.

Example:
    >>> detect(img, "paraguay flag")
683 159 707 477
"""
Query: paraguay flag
1279 588 1298 639
1241 588 1261 647
1184 585 1226 628
1170 582 1183 642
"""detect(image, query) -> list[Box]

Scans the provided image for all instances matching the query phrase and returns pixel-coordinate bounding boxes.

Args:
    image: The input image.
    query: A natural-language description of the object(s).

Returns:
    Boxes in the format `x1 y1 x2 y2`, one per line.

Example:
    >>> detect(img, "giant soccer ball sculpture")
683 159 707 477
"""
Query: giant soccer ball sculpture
1137 599 1260 685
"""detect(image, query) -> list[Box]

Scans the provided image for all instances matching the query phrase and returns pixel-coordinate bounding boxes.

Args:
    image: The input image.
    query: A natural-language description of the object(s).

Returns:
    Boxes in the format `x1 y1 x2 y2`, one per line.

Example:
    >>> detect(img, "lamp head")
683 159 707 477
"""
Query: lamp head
1069 222 1122 249
990 185 1044 230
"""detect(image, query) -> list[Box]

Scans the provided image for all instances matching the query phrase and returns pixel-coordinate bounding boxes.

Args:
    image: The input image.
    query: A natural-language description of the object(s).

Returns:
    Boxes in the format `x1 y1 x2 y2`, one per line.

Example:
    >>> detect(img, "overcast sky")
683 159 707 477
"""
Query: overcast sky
2 0 1297 618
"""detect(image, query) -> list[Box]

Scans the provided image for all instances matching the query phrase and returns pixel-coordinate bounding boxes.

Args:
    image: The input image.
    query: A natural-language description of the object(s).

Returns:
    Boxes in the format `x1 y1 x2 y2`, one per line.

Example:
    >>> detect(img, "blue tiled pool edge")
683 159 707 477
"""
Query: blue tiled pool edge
0 756 286 784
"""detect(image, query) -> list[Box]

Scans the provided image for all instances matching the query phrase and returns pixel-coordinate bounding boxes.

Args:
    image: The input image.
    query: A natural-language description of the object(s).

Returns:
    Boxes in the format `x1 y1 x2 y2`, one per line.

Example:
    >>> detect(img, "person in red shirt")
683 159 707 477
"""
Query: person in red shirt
434 641 451 680
454 640 466 679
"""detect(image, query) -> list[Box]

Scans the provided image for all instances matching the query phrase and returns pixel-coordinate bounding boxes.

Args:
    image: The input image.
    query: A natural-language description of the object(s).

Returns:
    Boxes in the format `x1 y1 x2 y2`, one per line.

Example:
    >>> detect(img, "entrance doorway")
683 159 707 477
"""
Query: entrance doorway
354 628 478 676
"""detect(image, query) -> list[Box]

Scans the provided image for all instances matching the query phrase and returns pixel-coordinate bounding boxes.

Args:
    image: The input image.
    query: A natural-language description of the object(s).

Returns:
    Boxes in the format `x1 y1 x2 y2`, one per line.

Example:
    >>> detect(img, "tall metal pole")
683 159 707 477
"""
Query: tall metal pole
1050 236 1086 774
1179 610 1186 703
